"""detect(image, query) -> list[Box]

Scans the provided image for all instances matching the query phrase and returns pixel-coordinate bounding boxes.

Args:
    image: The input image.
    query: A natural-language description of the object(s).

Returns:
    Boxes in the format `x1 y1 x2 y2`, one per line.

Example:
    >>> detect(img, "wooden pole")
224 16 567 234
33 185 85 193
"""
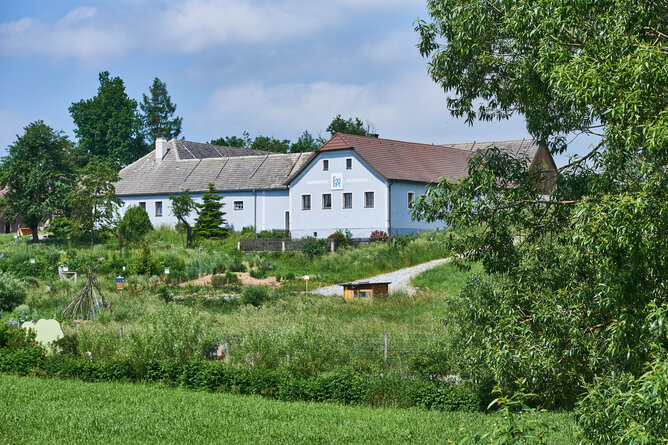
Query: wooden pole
384 330 388 367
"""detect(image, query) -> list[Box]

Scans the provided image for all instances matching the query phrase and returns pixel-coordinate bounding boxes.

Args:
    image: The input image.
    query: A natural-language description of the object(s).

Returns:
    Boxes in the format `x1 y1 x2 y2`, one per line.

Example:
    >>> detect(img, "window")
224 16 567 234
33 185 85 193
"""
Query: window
343 193 353 209
234 201 243 211
408 192 415 209
155 201 163 217
302 194 311 210
355 290 372 299
346 158 352 170
364 191 374 208
322 193 331 209
323 160 329 171
139 202 146 211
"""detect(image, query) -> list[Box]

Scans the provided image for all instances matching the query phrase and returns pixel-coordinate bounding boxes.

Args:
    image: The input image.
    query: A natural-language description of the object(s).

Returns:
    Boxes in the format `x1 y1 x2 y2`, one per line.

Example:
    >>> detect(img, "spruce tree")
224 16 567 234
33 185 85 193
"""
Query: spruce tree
140 77 183 143
194 183 229 239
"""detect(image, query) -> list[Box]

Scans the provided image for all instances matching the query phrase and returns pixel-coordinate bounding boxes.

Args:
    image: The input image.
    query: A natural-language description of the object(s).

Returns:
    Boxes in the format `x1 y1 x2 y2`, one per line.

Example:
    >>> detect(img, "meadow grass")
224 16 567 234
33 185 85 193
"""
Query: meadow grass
411 260 483 296
0 375 579 444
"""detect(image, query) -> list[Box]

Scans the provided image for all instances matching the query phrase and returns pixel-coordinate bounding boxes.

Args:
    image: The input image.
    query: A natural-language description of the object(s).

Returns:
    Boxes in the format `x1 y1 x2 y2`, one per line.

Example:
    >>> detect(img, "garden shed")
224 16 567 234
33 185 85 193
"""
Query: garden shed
340 281 390 301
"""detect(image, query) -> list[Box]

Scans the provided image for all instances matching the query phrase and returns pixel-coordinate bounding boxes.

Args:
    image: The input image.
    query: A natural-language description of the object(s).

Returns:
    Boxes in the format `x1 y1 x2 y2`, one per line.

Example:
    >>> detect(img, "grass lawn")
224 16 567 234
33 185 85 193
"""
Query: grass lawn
412 260 483 296
0 375 578 444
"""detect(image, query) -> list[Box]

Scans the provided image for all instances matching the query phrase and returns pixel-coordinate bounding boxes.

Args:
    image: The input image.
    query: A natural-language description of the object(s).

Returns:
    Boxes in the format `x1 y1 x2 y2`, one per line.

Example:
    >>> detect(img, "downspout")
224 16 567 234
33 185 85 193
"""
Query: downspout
387 180 392 235
253 190 257 232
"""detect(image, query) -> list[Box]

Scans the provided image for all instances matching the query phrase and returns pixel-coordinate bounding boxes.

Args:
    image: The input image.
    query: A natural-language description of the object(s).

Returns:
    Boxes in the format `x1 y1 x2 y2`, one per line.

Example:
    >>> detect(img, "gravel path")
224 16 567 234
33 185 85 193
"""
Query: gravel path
311 257 452 296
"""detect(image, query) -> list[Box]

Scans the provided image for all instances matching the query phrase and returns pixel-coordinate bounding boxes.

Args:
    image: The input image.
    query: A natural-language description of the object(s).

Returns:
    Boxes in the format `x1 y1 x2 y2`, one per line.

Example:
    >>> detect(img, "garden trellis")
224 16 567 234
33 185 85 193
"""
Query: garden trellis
62 268 113 320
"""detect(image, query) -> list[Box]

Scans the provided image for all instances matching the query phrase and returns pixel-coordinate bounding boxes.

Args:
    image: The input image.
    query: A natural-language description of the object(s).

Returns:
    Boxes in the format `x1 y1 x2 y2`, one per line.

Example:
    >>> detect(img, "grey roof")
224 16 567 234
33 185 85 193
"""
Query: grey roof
116 139 312 196
445 139 539 163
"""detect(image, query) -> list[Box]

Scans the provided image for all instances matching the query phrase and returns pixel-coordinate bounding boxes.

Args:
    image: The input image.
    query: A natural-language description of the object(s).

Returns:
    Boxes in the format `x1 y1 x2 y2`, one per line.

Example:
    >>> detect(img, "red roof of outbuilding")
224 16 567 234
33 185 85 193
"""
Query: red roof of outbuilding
315 133 471 183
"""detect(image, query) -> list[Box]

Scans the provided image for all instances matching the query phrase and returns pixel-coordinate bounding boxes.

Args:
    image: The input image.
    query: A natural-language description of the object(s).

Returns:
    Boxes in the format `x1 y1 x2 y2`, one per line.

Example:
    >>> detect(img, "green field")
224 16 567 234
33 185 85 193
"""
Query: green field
0 375 578 444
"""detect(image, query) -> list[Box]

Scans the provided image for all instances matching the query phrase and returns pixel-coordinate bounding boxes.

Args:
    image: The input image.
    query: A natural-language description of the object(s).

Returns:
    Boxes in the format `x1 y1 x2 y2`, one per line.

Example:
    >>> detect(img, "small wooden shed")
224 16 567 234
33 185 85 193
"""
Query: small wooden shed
340 281 390 302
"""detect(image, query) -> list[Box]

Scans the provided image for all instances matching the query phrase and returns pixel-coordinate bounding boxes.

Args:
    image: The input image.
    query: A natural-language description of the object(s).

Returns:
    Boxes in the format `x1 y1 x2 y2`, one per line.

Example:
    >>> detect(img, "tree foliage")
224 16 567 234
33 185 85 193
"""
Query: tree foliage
290 131 320 152
69 157 121 246
169 190 196 247
118 205 153 244
413 0 668 422
69 71 147 168
140 77 183 143
194 183 229 239
0 121 75 243
326 115 373 137
250 136 291 153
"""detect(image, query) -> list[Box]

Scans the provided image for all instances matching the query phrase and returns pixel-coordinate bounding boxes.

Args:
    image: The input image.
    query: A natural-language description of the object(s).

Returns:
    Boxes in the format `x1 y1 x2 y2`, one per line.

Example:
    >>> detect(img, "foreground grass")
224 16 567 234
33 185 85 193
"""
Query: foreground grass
412 260 484 296
0 375 578 444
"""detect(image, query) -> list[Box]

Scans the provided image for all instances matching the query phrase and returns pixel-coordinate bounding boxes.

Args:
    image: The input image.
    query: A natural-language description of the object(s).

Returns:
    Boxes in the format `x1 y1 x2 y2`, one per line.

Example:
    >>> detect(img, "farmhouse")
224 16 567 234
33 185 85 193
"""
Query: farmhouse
116 134 555 238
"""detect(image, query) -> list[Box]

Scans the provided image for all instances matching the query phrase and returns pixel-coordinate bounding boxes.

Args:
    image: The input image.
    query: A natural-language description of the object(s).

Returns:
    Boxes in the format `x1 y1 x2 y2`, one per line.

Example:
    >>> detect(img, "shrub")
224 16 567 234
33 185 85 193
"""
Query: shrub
258 230 287 239
49 216 75 242
229 256 247 273
210 274 226 289
53 334 79 356
240 226 256 238
370 230 389 242
0 271 27 311
156 284 174 303
249 269 267 279
135 241 155 276
327 231 348 250
302 237 328 258
0 321 36 350
118 206 153 243
223 271 240 286
285 272 296 281
241 286 271 307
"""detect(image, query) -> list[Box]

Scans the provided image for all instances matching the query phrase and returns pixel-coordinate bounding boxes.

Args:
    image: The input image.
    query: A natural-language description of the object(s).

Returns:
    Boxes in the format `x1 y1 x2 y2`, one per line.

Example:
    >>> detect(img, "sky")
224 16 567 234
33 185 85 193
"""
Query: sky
0 0 594 164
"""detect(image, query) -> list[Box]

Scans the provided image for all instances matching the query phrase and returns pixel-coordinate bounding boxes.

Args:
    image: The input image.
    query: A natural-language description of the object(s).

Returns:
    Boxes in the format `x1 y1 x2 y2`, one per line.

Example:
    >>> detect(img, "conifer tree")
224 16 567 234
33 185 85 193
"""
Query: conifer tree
194 183 229 239
140 77 183 143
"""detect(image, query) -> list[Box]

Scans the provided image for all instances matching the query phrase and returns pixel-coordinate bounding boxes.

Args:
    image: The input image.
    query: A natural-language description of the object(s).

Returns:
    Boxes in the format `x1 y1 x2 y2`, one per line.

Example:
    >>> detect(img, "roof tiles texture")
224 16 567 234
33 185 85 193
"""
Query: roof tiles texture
116 139 312 196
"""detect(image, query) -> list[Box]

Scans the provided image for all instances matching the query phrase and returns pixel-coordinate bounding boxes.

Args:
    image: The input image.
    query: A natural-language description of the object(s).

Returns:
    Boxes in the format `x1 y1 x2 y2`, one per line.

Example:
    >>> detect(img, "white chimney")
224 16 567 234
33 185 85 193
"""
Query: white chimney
155 138 167 162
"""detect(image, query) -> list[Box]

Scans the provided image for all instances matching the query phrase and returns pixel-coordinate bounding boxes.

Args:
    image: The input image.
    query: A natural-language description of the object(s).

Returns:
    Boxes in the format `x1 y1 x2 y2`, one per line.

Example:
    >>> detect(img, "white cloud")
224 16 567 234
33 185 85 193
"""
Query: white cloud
0 7 131 66
194 70 530 145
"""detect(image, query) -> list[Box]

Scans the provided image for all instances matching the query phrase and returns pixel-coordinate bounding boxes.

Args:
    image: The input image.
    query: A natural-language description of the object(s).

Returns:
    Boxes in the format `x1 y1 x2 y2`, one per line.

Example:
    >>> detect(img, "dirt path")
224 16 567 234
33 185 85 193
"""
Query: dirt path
311 257 452 296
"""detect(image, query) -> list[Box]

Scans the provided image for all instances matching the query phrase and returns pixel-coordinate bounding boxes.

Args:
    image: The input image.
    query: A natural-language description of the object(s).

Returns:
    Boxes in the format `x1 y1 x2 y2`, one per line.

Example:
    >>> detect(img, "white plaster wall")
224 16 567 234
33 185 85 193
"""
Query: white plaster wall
389 181 446 235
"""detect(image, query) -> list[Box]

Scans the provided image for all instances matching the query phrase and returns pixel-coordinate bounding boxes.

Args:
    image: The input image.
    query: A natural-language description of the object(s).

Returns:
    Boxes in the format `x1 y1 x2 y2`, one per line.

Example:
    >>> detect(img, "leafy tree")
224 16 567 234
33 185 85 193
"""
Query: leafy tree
209 135 248 148
0 121 74 243
117 205 153 257
169 190 196 247
69 71 146 168
250 135 291 153
414 0 668 416
194 183 229 239
140 77 183 143
326 115 374 137
290 131 320 152
69 157 121 246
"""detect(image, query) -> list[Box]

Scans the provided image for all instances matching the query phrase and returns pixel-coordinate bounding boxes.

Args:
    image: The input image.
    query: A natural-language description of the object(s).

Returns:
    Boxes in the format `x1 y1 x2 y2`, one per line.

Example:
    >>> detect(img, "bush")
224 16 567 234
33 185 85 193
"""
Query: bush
224 271 240 286
258 230 287 239
327 231 348 250
229 256 247 273
156 284 174 303
302 237 328 258
241 286 271 307
370 230 389 242
249 269 266 279
49 216 75 242
0 321 36 350
119 206 153 243
0 271 27 311
285 272 295 281
210 274 226 289
135 241 155 276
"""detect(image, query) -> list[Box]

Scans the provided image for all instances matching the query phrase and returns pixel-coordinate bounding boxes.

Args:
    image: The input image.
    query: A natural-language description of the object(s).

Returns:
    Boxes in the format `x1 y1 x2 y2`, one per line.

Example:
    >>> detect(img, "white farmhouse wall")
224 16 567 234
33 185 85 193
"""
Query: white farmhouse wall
389 181 446 235
289 150 388 239
120 189 289 232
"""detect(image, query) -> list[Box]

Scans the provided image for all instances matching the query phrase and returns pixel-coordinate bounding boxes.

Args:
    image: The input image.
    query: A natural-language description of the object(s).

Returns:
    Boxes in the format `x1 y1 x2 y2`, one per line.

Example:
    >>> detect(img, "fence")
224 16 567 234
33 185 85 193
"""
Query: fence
238 237 373 253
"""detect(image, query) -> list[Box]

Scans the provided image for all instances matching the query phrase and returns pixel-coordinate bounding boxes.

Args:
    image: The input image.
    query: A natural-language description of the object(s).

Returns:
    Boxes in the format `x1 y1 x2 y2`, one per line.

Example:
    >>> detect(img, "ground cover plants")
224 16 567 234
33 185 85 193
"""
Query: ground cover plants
0 375 578 445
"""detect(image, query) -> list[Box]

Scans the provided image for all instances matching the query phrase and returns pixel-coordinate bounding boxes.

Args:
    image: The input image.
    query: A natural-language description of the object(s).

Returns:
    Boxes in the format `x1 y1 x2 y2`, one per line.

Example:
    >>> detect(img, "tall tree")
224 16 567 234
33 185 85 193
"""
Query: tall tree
326 115 374 137
250 135 291 153
290 131 320 152
69 71 146 168
194 183 229 239
140 77 183 143
169 190 196 247
414 0 668 415
0 121 74 243
69 157 121 246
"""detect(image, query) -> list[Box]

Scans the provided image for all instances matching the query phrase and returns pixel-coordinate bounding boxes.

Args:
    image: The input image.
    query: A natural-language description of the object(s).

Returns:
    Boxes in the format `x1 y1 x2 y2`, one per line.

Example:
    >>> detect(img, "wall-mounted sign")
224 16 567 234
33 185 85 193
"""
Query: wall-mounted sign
331 173 343 190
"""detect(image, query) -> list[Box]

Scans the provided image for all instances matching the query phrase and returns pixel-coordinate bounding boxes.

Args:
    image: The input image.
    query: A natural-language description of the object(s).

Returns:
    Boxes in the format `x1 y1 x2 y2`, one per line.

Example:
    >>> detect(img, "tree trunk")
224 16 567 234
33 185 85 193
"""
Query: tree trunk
90 226 94 247
186 223 192 248
30 223 39 243
180 231 184 248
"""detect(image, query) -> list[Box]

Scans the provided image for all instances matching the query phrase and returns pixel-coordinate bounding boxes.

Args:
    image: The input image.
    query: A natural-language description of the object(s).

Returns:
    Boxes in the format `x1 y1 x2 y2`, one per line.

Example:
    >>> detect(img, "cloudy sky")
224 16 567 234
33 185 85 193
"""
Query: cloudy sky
0 0 591 163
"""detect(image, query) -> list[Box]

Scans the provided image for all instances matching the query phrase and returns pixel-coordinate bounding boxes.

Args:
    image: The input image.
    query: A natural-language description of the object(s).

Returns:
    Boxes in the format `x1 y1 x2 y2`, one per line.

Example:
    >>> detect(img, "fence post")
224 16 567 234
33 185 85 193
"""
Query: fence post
282 240 285 252
384 330 388 367
223 342 230 363
331 240 335 252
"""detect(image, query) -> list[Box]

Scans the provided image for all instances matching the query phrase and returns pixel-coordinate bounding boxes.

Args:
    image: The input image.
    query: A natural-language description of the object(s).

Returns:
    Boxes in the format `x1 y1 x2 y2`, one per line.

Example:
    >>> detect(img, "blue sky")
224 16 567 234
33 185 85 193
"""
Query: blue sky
0 0 592 164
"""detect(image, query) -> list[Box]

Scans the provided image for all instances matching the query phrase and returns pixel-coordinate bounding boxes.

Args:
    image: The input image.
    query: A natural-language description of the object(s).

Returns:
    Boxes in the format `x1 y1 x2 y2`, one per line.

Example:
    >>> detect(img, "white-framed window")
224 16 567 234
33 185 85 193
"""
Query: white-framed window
323 160 329 171
322 193 332 209
346 158 352 170
343 192 353 209
139 202 146 211
234 201 243 210
364 191 374 208
302 194 311 210
407 192 415 209
155 201 163 217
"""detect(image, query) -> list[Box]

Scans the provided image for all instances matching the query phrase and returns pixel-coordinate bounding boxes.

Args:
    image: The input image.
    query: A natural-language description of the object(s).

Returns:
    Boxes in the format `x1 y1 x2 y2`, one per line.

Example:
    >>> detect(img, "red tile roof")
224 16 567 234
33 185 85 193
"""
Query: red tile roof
317 133 471 183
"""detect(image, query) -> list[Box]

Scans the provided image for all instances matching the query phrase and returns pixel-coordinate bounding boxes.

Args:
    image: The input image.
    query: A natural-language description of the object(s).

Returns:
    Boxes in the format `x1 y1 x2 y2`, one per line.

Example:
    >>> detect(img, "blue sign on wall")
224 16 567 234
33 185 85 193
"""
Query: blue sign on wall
331 173 343 190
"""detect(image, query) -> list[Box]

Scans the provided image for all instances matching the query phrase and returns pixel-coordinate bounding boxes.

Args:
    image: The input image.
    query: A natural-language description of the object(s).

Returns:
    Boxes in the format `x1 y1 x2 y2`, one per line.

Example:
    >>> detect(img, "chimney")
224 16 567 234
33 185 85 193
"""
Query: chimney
369 133 379 138
155 138 167 162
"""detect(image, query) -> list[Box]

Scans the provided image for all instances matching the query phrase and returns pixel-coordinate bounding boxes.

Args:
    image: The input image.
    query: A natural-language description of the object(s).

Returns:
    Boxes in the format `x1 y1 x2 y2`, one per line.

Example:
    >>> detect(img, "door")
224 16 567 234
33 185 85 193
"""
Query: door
284 211 290 234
